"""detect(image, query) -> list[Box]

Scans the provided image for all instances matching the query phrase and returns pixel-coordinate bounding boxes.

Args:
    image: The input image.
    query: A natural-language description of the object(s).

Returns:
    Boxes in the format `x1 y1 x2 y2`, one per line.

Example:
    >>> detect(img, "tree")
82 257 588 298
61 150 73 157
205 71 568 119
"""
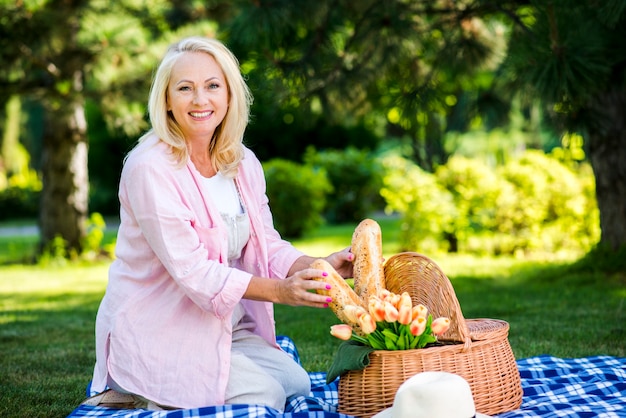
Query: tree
224 0 512 171
0 0 213 255
502 0 626 251
224 0 625 252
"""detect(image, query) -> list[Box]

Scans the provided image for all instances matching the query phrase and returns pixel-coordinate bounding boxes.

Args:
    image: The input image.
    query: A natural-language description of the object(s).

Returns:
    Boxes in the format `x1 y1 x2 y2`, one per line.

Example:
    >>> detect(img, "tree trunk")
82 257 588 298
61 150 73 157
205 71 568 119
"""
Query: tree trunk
587 87 626 251
39 72 89 255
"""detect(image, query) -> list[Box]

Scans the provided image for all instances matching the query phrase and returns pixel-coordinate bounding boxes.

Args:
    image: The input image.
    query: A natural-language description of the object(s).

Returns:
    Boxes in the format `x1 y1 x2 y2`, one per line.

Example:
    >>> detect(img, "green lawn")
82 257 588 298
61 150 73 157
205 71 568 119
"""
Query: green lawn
0 218 624 417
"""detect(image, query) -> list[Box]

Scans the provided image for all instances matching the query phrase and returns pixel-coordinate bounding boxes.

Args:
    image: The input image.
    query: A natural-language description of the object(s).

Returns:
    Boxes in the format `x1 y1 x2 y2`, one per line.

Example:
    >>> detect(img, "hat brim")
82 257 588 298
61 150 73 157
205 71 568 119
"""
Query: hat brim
371 408 393 418
373 408 492 418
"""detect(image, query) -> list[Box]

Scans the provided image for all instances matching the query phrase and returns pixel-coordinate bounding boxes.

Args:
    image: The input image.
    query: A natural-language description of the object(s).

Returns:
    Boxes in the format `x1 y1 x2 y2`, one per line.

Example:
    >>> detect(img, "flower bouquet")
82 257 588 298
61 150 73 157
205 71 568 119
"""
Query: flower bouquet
329 289 450 350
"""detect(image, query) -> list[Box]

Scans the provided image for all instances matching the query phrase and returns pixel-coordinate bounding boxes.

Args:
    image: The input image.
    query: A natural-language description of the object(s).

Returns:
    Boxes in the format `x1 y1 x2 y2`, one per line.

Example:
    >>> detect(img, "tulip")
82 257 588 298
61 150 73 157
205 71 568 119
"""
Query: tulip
330 324 353 341
411 304 428 321
369 298 386 322
384 301 399 322
410 317 426 336
344 305 367 324
378 289 392 301
389 293 401 309
431 317 451 336
397 302 412 325
358 313 377 334
399 292 413 310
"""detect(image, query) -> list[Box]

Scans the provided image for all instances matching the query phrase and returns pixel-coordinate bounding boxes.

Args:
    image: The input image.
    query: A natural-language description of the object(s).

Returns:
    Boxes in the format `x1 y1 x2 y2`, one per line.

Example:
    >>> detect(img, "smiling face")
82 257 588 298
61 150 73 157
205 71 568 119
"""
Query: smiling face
166 51 229 143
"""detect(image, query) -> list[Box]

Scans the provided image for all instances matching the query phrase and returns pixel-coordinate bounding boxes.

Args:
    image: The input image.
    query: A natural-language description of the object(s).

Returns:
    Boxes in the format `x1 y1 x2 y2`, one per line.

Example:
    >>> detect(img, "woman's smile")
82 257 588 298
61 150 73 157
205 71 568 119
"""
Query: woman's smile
167 51 229 143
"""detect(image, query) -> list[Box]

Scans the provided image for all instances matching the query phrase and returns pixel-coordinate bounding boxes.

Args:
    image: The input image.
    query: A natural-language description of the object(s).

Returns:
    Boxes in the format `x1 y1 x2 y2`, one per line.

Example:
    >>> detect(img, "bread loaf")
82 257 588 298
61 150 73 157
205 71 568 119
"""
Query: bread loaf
351 218 386 304
310 258 366 329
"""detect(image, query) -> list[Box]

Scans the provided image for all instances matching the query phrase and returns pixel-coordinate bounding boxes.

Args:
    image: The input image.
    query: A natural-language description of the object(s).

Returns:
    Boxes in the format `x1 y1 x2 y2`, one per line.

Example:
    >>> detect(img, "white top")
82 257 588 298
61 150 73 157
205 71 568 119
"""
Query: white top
201 172 250 264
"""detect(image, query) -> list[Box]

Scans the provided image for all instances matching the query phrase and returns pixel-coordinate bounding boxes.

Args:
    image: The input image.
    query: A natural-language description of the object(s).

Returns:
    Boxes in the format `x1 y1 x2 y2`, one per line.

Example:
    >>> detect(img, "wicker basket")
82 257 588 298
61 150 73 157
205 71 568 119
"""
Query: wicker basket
337 252 523 417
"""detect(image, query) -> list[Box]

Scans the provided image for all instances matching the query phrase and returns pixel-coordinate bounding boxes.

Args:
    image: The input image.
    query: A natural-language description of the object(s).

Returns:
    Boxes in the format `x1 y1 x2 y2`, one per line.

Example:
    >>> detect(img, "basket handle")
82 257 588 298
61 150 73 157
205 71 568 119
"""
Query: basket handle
383 252 472 348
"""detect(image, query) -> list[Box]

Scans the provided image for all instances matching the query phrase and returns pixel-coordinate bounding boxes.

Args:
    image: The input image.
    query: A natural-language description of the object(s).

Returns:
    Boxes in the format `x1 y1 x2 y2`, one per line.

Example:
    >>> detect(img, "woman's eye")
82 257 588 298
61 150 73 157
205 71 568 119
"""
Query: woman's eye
179 86 192 91
208 83 220 90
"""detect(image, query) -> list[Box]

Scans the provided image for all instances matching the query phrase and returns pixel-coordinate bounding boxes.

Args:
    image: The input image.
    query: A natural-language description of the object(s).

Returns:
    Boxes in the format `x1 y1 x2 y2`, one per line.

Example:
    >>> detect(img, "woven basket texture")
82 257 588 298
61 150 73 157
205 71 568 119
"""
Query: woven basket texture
337 252 523 417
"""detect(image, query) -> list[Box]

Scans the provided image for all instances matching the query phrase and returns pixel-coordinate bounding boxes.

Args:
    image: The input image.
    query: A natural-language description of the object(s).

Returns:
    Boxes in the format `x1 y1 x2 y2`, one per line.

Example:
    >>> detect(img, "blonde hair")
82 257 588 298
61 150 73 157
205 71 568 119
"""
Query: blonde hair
139 37 253 177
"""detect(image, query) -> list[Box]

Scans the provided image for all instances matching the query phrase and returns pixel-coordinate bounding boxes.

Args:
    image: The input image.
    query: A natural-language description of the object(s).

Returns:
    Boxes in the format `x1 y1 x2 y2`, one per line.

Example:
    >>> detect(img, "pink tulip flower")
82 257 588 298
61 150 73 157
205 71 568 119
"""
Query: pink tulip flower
384 301 399 322
431 317 451 336
397 302 412 325
411 304 428 321
330 324 353 341
358 313 377 334
368 298 386 322
410 317 426 336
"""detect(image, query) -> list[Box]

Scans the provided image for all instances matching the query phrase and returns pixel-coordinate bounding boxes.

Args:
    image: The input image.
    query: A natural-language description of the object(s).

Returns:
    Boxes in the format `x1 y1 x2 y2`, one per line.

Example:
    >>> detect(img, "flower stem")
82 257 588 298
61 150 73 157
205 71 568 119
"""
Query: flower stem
350 334 370 345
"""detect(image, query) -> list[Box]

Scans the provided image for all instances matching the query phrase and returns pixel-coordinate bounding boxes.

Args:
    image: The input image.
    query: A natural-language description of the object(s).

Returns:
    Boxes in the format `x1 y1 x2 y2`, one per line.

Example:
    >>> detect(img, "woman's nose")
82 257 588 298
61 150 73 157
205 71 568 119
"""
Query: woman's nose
193 90 208 105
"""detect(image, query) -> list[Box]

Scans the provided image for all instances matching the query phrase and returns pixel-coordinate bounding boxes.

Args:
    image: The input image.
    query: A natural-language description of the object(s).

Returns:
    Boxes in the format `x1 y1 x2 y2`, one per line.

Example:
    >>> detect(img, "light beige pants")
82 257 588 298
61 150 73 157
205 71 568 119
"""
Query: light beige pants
225 304 311 411
107 304 310 411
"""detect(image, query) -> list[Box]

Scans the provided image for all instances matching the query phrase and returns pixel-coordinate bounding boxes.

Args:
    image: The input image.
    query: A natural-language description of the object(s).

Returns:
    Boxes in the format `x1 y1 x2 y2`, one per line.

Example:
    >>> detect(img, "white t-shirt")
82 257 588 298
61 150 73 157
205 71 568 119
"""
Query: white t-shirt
201 172 250 264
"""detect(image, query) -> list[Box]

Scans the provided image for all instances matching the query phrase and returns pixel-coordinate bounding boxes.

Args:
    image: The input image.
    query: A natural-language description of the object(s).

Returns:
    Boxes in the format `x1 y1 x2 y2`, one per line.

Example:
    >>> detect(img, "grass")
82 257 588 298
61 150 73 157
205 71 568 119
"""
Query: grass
0 217 625 417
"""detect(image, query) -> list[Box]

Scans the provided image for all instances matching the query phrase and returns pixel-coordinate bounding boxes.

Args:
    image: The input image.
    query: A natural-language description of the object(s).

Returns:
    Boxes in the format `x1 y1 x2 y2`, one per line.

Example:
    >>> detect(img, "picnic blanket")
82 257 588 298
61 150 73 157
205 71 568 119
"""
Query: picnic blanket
68 336 626 418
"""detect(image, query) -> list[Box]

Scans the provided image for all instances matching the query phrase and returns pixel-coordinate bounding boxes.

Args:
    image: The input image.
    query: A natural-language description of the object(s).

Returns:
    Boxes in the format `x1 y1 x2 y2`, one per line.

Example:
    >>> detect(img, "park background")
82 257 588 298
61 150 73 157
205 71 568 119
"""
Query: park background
0 1 625 417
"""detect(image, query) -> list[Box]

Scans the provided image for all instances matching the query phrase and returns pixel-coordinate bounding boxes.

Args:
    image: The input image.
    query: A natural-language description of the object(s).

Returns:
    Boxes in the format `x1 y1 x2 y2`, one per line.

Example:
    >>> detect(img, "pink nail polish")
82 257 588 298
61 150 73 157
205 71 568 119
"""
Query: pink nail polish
326 297 332 303
326 284 332 290
322 271 328 277
323 303 329 308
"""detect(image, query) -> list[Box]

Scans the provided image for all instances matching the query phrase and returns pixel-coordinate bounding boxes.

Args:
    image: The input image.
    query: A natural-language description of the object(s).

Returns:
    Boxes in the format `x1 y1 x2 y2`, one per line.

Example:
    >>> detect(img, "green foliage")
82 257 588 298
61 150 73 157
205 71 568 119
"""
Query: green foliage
81 213 111 260
496 150 599 256
0 170 41 220
37 235 72 267
303 146 384 224
435 155 507 253
262 159 333 239
383 149 599 257
380 154 457 253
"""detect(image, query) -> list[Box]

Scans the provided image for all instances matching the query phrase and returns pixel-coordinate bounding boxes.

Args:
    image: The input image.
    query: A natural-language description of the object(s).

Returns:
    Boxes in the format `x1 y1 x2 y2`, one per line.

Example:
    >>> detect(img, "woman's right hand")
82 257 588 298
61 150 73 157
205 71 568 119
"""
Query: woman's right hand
244 269 332 308
276 268 333 308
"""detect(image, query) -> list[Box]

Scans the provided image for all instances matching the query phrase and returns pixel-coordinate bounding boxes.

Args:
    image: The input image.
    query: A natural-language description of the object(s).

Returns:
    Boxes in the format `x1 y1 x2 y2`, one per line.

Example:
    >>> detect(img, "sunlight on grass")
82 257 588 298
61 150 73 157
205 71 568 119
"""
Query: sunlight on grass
1 218 624 417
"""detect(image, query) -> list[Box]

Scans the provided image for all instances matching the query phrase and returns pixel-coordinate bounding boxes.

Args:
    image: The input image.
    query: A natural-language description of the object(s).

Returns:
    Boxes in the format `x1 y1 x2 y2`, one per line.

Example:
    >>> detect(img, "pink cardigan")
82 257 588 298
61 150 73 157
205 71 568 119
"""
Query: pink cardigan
91 135 304 408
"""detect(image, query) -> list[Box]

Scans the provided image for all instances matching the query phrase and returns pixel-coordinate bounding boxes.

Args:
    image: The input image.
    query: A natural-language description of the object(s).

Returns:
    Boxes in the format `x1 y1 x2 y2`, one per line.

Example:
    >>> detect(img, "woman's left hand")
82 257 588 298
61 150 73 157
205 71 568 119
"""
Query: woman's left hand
324 247 354 279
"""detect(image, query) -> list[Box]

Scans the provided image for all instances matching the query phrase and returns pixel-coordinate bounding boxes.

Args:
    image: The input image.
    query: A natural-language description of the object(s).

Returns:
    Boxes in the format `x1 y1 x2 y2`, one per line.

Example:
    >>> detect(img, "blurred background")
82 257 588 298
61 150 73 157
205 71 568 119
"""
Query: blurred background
1 0 624 261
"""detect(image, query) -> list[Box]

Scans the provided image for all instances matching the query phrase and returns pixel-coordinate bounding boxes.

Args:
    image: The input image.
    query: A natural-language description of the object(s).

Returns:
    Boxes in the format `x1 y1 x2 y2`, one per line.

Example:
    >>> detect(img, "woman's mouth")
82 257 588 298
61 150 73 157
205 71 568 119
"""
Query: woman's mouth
189 111 213 118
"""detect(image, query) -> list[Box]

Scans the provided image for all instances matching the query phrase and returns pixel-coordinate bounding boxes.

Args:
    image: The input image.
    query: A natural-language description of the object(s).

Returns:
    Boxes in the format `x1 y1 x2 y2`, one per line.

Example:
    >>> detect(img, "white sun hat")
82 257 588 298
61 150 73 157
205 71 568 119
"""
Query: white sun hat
372 371 492 418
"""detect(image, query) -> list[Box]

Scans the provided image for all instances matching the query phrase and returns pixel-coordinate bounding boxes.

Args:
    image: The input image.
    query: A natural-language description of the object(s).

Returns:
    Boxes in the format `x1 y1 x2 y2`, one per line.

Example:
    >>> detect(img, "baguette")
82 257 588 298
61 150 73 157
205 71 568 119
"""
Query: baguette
310 258 366 329
351 218 386 304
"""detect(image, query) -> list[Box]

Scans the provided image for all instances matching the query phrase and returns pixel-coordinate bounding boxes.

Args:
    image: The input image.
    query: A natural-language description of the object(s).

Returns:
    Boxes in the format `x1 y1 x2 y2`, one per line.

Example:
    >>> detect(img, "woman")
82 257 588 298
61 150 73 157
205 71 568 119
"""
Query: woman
89 36 354 411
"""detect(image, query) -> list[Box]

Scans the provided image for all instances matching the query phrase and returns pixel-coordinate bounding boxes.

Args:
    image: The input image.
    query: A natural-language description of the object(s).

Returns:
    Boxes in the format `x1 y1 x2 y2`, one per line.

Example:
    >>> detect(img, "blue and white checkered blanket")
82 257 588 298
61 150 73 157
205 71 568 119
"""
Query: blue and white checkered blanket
68 336 626 418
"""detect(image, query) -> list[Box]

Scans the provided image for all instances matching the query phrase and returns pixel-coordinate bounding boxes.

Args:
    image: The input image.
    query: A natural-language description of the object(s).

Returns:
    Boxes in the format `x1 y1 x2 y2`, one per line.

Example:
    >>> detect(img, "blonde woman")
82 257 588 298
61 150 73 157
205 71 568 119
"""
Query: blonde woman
88 37 354 411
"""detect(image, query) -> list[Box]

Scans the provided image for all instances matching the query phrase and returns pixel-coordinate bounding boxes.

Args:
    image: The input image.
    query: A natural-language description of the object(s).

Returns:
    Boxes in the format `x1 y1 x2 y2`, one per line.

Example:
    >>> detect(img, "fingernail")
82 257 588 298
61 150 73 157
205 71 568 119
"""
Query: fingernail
323 303 329 308
326 297 332 303
326 284 332 290
348 254 354 261
322 271 328 277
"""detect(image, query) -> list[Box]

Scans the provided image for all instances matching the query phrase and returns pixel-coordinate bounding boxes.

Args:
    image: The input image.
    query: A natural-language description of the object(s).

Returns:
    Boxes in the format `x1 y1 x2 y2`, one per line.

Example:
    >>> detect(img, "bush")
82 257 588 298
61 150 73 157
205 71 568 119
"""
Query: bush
382 150 599 258
380 155 456 253
496 150 599 256
263 159 333 238
303 146 384 223
0 170 41 220
435 156 506 253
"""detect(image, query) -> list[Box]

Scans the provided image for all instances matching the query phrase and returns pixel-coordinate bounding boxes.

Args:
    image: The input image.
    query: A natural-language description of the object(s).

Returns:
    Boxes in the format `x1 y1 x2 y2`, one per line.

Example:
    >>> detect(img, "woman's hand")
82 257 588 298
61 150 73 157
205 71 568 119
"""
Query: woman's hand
275 268 334 308
324 247 354 279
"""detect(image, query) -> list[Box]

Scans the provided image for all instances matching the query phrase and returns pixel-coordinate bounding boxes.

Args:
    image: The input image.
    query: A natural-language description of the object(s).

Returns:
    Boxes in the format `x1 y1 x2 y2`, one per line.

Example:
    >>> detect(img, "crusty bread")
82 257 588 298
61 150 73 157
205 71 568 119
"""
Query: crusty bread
310 258 366 329
351 218 386 304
